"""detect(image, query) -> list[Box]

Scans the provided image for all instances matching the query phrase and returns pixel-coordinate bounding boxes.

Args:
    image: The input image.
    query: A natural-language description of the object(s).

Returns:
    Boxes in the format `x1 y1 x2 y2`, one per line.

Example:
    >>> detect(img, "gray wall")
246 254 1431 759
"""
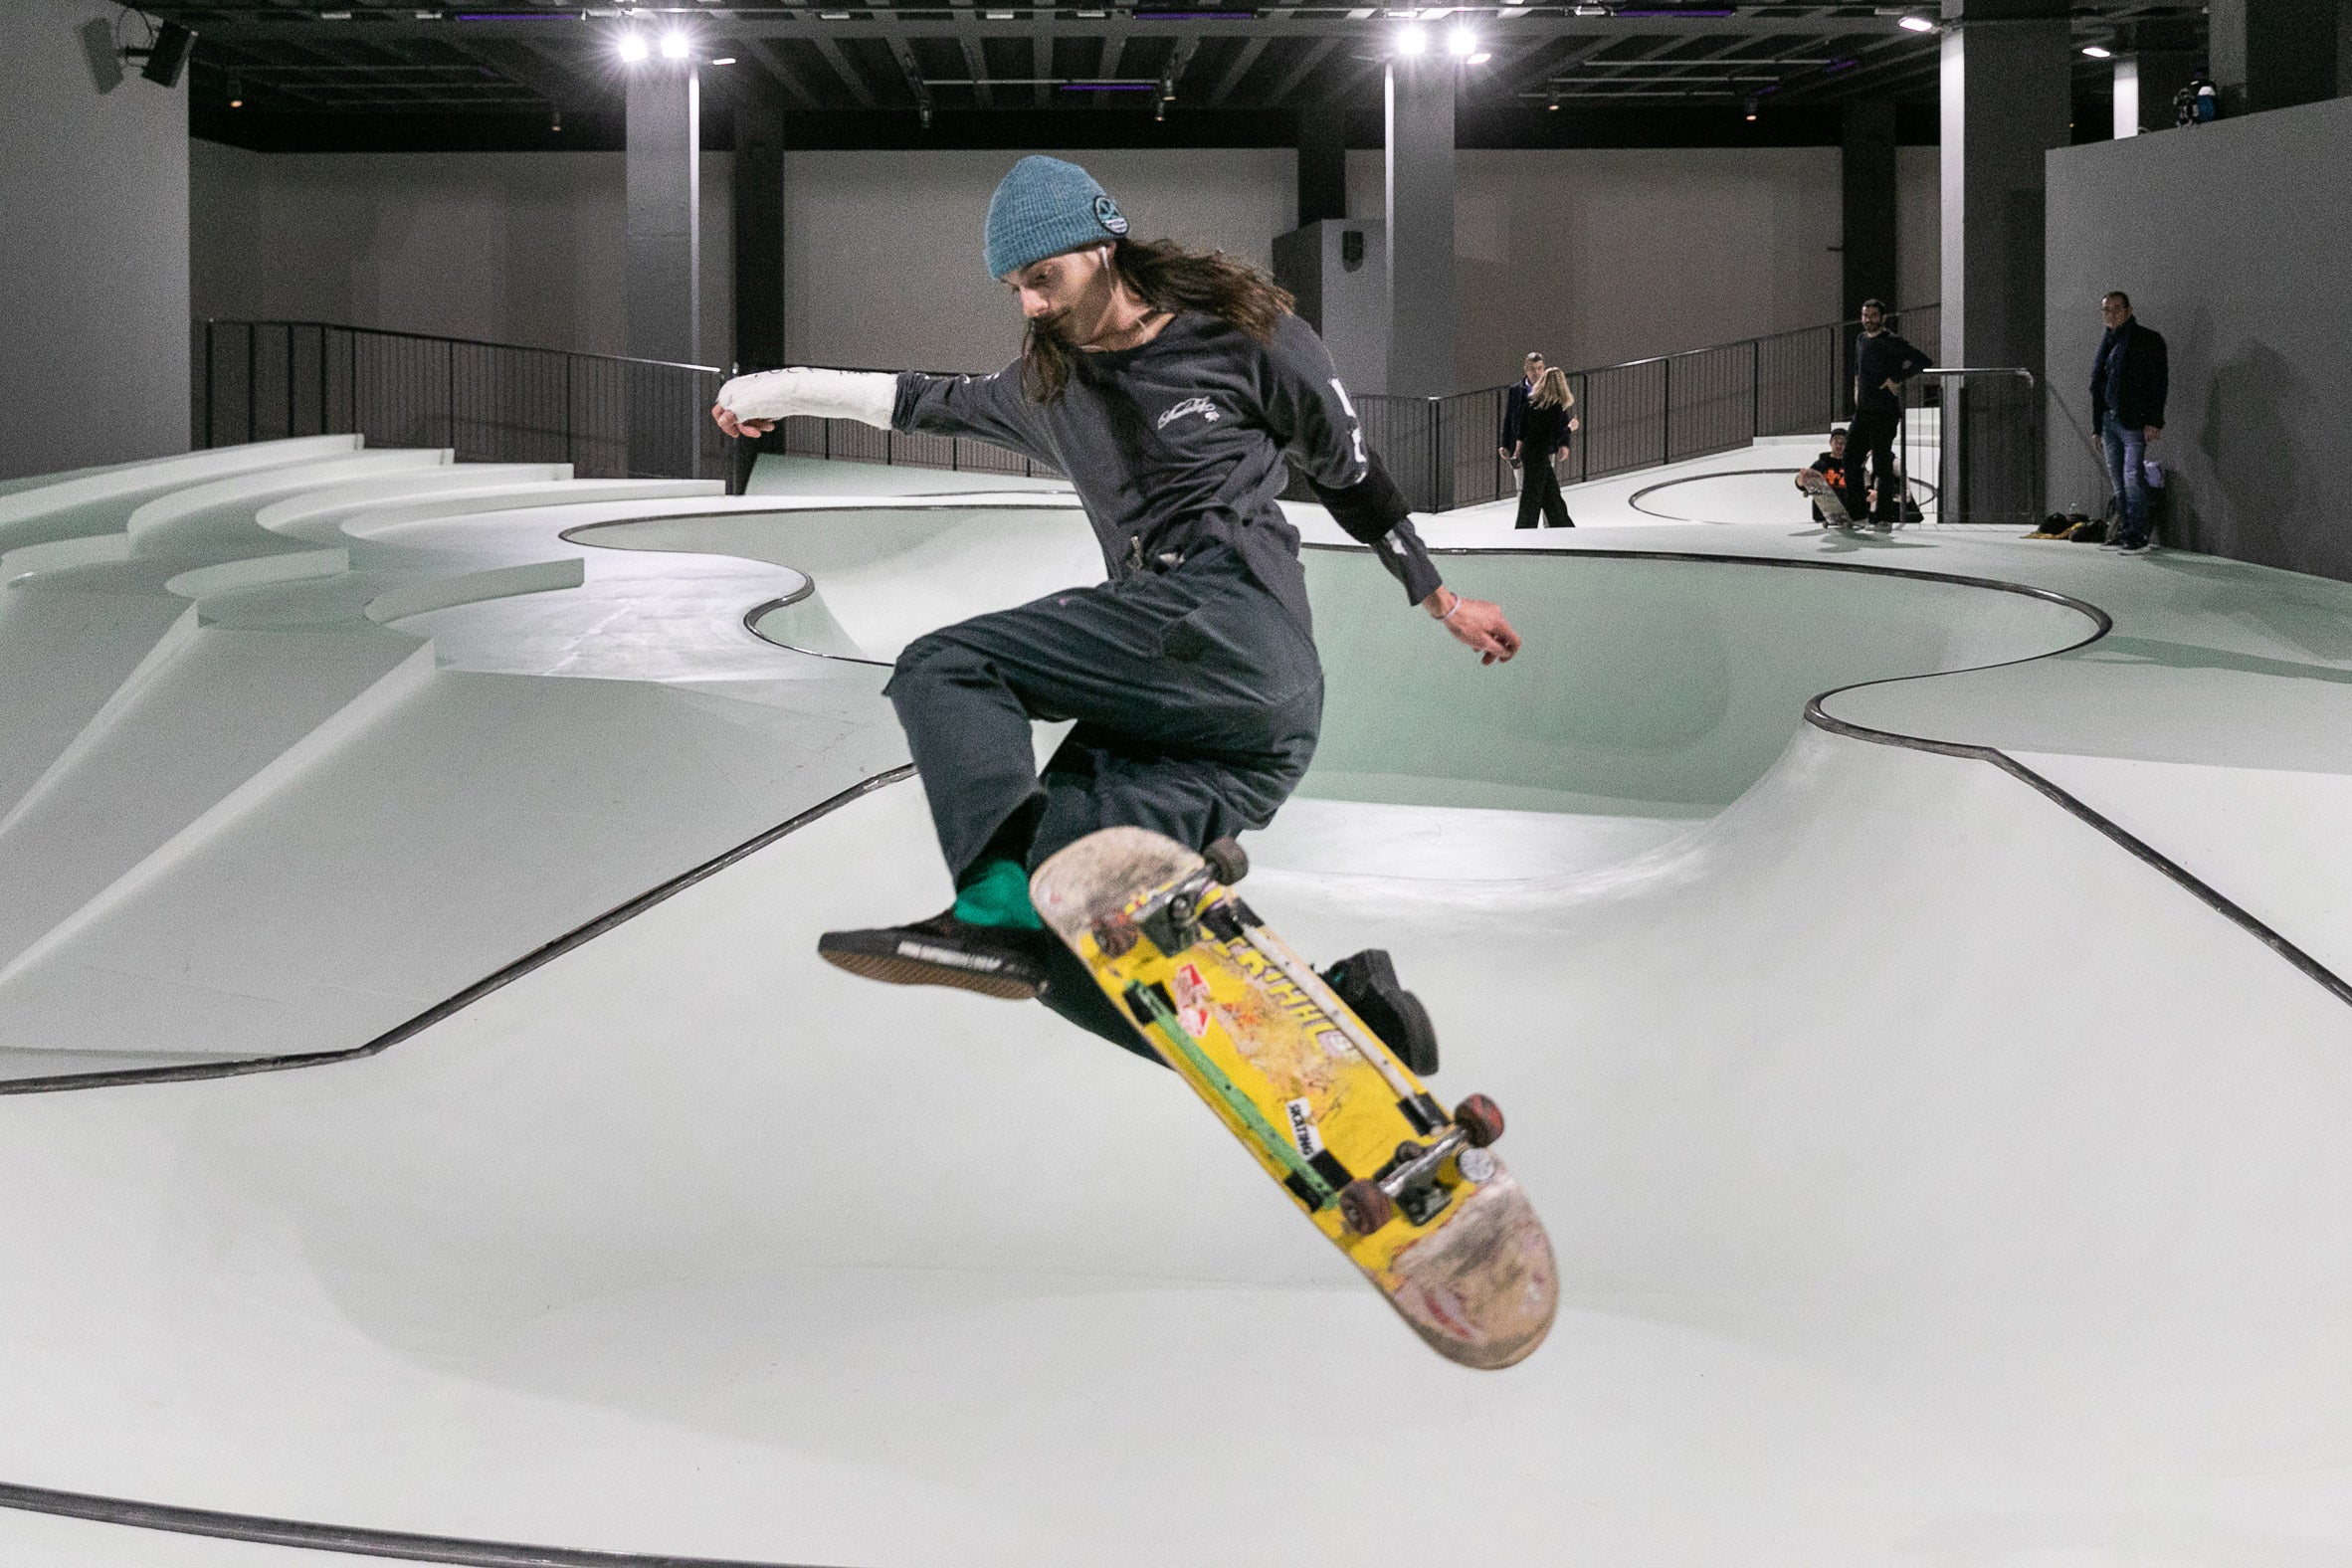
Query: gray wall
2046 97 2352 576
0 2 190 481
1349 144 1940 387
192 143 1934 389
191 143 737 368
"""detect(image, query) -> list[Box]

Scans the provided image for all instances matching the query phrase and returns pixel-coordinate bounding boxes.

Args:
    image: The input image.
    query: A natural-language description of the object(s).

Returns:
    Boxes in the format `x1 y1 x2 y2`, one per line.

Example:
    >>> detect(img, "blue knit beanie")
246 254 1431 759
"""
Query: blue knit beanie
983 155 1131 280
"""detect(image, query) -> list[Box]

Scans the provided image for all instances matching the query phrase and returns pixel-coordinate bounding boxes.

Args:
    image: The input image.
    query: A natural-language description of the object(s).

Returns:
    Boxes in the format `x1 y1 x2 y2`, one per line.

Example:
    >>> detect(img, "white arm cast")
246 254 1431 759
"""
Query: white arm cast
715 367 897 428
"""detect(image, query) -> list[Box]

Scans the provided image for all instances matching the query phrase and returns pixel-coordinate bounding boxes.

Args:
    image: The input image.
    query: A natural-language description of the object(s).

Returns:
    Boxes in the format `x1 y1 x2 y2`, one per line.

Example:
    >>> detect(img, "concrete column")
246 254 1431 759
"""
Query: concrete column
1938 0 2070 374
1384 55 1457 400
1841 100 1899 319
1298 111 1347 227
731 81 785 371
626 58 700 366
2209 0 2338 116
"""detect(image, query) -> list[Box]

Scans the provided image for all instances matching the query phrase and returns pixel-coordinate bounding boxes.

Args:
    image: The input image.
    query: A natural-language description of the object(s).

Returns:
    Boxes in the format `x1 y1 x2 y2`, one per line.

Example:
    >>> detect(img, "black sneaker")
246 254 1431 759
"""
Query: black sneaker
818 909 1051 1001
1321 948 1441 1077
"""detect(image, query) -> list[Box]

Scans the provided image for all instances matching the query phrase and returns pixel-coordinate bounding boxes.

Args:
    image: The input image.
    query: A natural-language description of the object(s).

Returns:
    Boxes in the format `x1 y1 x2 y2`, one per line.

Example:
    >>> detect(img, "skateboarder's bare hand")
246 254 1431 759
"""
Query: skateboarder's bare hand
1428 589 1520 665
710 403 775 440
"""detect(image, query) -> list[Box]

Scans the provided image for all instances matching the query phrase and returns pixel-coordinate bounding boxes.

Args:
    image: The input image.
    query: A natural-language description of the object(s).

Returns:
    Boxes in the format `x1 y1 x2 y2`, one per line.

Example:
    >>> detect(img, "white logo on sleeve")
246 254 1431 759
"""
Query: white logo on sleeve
1328 377 1369 468
1155 396 1221 431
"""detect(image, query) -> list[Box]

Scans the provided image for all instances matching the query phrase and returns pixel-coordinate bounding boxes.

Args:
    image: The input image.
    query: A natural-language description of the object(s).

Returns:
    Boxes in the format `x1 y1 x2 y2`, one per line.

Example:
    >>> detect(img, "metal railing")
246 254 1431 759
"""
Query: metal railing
1344 303 1941 511
1916 367 2040 527
202 306 1937 512
196 320 731 486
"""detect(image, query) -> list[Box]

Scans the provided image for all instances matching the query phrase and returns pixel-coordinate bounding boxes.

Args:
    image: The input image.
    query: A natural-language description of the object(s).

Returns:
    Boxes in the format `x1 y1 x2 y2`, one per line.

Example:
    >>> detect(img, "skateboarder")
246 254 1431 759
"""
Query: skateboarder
710 156 1520 1066
1795 427 1855 526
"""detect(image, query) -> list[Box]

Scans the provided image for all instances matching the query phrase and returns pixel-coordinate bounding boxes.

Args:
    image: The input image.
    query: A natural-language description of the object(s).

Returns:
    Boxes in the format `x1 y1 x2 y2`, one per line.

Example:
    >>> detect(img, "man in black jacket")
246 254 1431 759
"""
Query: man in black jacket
1849 300 1929 527
1497 350 1545 475
2090 291 2169 553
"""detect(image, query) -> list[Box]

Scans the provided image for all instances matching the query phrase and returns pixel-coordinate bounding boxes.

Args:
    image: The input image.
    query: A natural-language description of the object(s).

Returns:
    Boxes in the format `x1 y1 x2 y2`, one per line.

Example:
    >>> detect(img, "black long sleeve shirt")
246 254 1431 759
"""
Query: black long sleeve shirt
893 310 1443 635
1854 330 1929 415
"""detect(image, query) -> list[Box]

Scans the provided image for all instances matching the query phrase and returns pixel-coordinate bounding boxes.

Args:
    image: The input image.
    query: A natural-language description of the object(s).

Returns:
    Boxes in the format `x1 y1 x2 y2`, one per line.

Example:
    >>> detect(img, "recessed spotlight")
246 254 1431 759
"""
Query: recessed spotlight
228 78 245 107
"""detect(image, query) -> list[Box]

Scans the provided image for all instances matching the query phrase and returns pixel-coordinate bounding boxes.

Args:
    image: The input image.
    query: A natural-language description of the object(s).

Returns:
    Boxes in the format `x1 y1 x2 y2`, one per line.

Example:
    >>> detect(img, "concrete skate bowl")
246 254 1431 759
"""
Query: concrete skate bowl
29 487 2352 1568
1627 467 1940 525
580 504 2095 823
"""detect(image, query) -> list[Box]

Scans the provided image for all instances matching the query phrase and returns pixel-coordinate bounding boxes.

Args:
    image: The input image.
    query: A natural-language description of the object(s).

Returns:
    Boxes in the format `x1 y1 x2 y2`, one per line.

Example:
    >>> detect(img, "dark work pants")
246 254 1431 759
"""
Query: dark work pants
1846 408 1902 523
1513 457 1572 529
882 543 1324 1057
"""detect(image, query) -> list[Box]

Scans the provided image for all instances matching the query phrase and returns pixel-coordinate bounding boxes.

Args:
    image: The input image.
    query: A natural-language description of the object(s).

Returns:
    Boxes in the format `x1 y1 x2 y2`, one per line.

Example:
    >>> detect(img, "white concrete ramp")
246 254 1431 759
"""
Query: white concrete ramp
0 446 2349 1566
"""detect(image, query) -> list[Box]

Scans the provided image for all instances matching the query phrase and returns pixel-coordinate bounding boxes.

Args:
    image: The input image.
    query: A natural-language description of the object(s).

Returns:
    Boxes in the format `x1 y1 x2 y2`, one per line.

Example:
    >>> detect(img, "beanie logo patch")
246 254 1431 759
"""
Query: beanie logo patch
1092 195 1130 236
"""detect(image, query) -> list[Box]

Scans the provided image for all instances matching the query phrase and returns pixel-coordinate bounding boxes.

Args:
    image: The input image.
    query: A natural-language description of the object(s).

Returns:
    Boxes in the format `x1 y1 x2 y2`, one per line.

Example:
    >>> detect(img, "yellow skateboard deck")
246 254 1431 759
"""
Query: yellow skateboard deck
1031 827 1557 1369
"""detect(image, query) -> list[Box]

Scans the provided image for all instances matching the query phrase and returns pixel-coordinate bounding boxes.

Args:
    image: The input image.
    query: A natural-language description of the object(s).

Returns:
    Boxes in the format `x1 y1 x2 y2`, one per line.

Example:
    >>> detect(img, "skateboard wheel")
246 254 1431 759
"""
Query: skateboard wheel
1094 917 1139 958
1202 838 1250 885
1338 1179 1395 1236
1455 1093 1505 1148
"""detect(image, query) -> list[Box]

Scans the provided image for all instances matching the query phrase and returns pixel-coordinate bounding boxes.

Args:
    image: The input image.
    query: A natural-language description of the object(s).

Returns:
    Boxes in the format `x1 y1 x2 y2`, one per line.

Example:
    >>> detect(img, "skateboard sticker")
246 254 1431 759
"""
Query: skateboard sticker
1172 962 1213 1043
1283 1097 1325 1158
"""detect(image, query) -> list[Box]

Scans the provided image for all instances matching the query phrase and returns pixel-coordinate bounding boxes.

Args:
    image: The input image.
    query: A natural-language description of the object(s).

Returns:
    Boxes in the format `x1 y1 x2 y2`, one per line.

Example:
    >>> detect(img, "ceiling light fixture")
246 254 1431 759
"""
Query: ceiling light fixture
228 78 245 107
1397 24 1427 53
660 30 689 59
1447 26 1477 56
2081 43 2111 58
1896 13 1935 31
618 31 650 62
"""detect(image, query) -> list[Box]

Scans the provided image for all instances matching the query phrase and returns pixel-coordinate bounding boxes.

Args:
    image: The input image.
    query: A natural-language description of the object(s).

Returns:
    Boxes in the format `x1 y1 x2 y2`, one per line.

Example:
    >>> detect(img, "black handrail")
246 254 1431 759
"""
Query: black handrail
198 304 1939 510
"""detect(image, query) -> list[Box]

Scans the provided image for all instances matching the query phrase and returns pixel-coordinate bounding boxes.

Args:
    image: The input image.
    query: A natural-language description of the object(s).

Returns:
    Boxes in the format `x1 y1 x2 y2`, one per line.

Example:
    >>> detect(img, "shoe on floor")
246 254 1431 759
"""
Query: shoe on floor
1321 948 1441 1077
2119 536 2155 554
819 908 1050 1000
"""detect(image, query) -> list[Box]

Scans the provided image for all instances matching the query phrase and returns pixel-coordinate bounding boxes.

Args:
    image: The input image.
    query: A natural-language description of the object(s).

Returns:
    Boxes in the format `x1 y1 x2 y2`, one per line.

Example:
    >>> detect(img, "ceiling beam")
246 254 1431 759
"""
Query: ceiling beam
178 14 1928 44
960 34 996 109
1206 36 1269 105
743 38 827 109
810 35 879 105
1259 35 1340 104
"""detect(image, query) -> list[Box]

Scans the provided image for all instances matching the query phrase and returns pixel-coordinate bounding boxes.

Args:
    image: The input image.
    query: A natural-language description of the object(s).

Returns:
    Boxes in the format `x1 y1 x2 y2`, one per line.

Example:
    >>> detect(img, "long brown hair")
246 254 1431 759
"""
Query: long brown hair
1022 237 1295 403
1531 367 1575 410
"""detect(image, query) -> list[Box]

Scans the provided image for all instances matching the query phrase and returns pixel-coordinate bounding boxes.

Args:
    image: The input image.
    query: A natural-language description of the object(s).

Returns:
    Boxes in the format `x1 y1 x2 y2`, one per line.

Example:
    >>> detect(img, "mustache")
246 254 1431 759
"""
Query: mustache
1028 309 1078 348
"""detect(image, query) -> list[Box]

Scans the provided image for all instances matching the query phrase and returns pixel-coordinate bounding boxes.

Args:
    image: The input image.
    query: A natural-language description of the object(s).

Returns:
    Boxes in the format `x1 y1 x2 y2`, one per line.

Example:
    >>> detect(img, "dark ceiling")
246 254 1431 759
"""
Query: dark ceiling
144 2 2204 151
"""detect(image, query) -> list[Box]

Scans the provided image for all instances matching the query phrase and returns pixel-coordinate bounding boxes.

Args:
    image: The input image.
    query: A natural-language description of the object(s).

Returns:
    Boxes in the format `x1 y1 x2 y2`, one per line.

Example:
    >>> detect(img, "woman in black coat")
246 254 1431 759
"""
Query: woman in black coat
1511 368 1579 529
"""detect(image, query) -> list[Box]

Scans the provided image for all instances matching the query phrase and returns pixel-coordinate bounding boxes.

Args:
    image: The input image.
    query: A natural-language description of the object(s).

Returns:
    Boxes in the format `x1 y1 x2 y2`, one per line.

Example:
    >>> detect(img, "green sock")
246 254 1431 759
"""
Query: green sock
951 858 1043 930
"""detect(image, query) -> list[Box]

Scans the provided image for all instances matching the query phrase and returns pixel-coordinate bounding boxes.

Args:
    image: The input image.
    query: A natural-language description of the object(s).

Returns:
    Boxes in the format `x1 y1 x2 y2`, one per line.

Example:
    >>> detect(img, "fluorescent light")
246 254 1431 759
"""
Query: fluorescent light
1447 25 1476 56
661 30 689 59
2081 43 2111 58
1467 50 1491 63
709 56 736 64
1397 25 1426 53
1897 13 1935 31
618 31 650 61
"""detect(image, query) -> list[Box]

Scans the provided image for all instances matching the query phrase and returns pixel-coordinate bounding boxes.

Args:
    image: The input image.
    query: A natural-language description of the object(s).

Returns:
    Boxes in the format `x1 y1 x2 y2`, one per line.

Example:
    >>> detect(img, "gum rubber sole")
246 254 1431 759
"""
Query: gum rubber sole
817 943 1042 1001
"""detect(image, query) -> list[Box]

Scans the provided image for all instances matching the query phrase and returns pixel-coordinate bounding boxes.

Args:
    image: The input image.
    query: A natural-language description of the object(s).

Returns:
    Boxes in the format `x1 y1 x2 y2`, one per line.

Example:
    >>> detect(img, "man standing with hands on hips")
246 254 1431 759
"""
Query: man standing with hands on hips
709 156 1521 1067
1848 299 1928 529
2090 291 2168 553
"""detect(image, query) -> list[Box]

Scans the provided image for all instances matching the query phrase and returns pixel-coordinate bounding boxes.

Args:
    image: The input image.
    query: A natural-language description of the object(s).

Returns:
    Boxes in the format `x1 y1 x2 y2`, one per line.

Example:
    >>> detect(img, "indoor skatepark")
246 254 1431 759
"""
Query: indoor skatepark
5 440 2352 1565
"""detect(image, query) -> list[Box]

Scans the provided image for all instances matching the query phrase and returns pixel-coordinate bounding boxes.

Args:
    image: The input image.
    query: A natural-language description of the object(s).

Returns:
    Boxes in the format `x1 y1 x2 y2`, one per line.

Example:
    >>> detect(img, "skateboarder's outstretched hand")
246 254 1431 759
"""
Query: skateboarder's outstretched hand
1426 587 1521 666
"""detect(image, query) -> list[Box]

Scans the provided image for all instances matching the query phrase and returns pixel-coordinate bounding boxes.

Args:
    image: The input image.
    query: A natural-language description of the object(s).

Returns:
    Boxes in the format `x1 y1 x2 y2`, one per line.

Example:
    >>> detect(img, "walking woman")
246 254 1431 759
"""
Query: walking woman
1511 367 1579 529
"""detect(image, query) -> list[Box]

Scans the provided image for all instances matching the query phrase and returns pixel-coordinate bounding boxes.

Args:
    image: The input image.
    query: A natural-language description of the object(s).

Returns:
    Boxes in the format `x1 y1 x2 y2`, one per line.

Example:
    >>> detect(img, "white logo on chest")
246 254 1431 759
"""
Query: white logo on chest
1156 396 1221 432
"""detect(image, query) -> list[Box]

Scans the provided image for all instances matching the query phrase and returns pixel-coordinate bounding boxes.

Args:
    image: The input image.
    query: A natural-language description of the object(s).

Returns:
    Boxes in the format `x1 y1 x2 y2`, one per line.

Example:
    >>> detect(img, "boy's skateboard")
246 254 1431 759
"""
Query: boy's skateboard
1799 471 1862 529
1031 827 1557 1369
